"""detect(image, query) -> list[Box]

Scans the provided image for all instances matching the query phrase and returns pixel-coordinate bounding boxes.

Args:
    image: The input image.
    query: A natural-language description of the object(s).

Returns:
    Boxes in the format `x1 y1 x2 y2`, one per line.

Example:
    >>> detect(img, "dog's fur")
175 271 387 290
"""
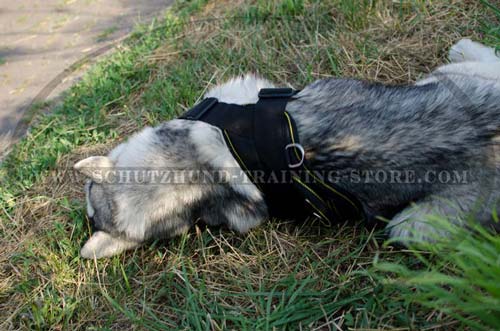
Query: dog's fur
75 39 500 258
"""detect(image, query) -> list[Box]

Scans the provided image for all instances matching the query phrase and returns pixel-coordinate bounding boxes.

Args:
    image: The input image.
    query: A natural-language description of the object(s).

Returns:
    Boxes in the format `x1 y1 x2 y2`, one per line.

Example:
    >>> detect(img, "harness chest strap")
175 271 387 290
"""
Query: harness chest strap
179 88 364 223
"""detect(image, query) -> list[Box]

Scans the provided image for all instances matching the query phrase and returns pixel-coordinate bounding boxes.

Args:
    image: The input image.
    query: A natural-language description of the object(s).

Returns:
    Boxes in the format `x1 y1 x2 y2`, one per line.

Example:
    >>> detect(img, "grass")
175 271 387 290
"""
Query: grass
96 26 119 42
0 0 499 329
376 216 500 331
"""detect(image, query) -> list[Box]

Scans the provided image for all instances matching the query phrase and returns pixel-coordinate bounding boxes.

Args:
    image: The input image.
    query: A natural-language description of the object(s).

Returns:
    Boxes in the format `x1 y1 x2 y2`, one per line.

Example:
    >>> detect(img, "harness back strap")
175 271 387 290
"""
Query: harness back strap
179 88 364 223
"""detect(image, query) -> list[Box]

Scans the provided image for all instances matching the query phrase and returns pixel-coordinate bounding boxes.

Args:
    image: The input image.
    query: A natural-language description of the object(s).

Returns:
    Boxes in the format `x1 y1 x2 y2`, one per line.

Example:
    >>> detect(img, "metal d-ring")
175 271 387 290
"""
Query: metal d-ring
285 143 305 168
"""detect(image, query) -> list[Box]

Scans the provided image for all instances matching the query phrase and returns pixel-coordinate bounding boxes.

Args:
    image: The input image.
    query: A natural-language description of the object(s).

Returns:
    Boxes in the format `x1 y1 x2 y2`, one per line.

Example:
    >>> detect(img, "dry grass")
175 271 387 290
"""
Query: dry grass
1 0 499 329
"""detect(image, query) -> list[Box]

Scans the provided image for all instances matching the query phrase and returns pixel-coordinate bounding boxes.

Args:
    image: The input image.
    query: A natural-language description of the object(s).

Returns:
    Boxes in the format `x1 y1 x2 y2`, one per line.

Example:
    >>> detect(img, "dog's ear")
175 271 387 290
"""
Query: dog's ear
74 156 113 181
80 231 139 259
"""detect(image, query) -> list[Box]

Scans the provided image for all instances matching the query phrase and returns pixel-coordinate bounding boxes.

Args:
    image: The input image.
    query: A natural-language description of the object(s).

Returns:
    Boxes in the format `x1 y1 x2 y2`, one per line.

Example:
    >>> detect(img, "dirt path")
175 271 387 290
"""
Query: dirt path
0 0 172 156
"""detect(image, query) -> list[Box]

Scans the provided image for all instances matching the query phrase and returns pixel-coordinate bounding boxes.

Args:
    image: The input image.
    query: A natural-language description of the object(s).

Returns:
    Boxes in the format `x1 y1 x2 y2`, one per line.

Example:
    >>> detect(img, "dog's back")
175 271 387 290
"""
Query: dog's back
288 62 500 231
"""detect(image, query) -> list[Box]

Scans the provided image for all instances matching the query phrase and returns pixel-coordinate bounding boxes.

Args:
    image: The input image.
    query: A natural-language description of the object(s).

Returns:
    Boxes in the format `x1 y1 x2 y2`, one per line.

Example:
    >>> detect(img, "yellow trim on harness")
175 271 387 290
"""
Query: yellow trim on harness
223 129 260 189
224 130 247 170
283 112 302 162
306 200 330 222
292 176 329 220
283 111 360 212
292 176 327 205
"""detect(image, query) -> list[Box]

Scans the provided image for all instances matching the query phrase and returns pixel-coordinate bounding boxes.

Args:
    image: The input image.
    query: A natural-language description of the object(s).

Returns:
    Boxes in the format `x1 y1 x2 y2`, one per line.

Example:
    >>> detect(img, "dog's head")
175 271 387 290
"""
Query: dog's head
74 119 267 259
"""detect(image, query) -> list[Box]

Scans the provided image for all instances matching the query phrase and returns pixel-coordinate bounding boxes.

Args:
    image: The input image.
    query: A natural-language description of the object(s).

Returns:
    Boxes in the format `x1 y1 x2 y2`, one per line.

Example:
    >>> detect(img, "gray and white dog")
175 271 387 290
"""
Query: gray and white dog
75 39 500 259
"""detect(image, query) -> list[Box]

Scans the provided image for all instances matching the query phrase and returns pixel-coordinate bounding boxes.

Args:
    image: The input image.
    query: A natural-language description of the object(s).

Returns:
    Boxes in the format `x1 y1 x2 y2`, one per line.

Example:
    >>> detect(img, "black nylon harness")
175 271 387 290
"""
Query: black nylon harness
180 88 364 223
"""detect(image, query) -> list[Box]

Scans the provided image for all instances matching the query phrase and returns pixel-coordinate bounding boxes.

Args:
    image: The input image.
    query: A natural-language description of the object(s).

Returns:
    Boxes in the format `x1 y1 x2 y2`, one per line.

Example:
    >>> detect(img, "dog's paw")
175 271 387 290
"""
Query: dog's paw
449 39 499 63
81 231 139 259
386 205 449 246
387 219 441 246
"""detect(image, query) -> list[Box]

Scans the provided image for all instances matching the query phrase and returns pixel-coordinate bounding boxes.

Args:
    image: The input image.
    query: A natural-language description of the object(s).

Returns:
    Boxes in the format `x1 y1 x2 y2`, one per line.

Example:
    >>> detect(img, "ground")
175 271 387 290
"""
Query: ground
0 0 172 157
0 0 499 330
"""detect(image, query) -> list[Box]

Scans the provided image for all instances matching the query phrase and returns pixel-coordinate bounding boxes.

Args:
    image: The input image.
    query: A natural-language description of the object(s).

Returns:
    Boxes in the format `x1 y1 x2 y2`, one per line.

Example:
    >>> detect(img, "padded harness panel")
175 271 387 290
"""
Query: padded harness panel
179 88 364 223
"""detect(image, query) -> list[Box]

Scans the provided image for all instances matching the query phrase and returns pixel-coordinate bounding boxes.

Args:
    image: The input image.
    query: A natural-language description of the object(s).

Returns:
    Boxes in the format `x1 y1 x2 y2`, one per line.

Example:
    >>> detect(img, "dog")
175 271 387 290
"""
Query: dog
74 39 500 258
